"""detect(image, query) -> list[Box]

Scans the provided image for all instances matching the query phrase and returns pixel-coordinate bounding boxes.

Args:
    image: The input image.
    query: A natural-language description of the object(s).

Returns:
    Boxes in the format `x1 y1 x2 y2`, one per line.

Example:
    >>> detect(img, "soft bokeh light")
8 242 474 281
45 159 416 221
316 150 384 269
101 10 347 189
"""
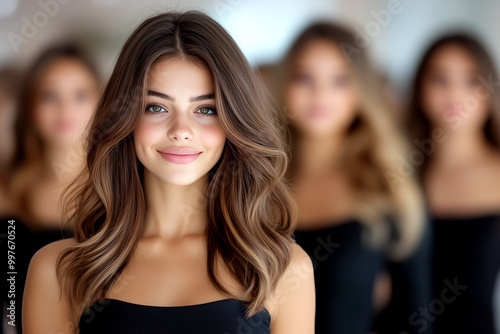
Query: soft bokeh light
0 0 18 19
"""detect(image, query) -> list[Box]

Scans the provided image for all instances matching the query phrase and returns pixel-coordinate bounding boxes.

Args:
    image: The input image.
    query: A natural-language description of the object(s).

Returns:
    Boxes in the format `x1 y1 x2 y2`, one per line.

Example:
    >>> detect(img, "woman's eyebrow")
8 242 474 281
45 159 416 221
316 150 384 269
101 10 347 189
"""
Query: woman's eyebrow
190 93 214 102
148 90 173 101
147 90 214 102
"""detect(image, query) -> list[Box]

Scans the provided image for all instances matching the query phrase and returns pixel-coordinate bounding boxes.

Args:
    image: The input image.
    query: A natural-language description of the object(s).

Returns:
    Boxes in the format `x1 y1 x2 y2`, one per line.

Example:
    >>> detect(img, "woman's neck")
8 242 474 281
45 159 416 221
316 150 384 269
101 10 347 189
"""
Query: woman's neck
294 132 345 177
430 128 496 168
141 171 208 241
42 143 85 182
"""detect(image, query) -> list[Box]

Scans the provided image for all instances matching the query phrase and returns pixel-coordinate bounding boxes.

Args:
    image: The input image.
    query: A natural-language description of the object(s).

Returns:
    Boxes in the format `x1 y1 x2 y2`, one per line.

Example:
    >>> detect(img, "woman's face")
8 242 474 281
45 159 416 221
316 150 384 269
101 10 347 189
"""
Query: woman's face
134 58 226 186
33 58 99 147
285 39 358 138
420 43 489 131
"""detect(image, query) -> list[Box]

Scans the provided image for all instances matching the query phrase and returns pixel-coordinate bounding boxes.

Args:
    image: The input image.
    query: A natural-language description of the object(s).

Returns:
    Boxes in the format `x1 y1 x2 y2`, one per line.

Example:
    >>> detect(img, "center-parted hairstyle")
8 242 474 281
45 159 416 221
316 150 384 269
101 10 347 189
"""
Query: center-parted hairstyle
56 10 296 322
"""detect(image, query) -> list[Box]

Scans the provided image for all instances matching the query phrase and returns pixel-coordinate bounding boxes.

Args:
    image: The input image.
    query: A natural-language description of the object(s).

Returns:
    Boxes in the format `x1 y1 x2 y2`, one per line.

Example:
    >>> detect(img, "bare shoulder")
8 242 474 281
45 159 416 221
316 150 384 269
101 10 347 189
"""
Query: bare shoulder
29 238 77 273
26 237 78 299
288 242 314 268
265 241 315 334
275 242 314 300
23 238 78 334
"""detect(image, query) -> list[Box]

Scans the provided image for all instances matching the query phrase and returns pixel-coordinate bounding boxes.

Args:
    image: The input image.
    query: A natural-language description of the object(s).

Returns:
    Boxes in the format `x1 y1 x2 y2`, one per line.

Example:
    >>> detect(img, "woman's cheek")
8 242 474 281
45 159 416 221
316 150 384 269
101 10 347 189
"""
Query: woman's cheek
421 87 443 123
285 85 308 121
134 119 164 148
198 122 226 151
74 103 96 136
34 105 57 139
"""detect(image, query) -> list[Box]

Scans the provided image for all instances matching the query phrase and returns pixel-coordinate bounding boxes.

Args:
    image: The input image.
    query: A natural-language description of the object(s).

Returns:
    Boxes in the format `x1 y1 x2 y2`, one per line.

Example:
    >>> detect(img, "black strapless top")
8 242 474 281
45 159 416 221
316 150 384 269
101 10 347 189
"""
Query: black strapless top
294 218 433 334
432 213 500 334
79 298 271 334
294 220 384 334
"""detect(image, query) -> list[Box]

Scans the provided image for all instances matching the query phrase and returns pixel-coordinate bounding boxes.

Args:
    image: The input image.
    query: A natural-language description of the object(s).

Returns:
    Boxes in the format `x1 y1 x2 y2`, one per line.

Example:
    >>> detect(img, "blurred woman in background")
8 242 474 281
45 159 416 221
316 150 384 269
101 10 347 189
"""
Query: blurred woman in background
273 23 433 334
407 34 500 334
1 44 100 333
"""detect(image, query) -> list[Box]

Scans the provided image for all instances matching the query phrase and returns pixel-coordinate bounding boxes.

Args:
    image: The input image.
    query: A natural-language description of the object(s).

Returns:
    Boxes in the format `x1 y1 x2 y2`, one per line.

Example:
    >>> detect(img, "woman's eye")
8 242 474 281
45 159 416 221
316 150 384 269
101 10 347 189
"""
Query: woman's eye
196 107 216 116
332 76 349 87
430 75 447 86
146 104 166 114
294 73 311 85
75 91 90 103
40 92 57 103
466 77 479 88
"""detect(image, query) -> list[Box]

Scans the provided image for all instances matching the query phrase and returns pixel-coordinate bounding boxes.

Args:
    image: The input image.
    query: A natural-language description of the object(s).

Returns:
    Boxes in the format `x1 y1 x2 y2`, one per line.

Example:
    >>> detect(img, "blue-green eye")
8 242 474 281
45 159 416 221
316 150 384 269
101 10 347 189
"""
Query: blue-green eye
146 104 166 114
196 107 217 116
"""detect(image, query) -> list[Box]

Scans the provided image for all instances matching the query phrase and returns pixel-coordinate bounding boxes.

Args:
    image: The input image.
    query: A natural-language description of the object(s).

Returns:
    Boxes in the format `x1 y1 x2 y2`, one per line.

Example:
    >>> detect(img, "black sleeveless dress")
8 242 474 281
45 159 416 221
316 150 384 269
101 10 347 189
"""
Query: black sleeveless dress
294 218 433 334
79 298 271 334
432 213 500 334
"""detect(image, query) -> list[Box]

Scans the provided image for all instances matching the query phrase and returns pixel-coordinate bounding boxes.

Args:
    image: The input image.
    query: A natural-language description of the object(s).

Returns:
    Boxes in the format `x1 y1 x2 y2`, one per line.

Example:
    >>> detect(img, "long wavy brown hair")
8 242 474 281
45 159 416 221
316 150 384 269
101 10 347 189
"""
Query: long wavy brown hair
273 22 425 259
56 10 296 323
407 33 500 177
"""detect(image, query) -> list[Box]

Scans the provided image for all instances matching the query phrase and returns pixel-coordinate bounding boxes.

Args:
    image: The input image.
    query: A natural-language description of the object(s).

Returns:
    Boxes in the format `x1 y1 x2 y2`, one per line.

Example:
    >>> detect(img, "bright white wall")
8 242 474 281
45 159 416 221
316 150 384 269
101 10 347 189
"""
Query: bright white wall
1 0 499 93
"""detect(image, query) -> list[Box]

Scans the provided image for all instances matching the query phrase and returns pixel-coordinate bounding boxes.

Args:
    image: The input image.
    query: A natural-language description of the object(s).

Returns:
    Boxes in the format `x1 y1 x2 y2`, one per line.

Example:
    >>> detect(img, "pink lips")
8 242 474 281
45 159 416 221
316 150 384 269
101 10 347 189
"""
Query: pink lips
444 102 464 117
55 121 75 133
306 107 330 119
157 147 202 164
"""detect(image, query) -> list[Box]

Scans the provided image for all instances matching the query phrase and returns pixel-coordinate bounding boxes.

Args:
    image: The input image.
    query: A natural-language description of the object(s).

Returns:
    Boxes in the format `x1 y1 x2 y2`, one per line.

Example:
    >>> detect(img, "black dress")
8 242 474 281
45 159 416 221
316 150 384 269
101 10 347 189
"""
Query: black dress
294 218 433 334
1 216 73 334
432 213 500 334
79 298 271 334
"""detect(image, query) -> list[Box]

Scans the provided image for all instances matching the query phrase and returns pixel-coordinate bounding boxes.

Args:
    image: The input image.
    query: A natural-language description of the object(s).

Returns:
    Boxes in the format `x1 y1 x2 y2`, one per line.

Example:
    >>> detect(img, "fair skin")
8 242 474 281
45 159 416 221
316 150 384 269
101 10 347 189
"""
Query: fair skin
285 39 392 314
18 58 99 228
23 58 315 334
420 44 500 216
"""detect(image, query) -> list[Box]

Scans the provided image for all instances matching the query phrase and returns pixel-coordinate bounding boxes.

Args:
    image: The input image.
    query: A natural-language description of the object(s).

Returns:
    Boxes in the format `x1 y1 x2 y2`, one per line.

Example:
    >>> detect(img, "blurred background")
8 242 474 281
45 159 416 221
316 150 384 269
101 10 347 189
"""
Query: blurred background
1 0 500 333
1 0 500 92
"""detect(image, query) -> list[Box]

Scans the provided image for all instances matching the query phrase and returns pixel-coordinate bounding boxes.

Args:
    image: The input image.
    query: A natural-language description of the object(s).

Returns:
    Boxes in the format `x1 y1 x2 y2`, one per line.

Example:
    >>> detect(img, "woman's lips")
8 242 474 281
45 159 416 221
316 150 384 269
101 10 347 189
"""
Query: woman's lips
444 103 464 117
157 147 202 164
55 121 76 133
306 107 330 119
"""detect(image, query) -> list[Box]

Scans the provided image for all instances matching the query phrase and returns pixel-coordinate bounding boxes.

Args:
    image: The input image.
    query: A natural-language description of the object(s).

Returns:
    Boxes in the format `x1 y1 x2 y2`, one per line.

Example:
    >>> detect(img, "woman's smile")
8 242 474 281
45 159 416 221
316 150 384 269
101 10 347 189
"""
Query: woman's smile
157 147 203 164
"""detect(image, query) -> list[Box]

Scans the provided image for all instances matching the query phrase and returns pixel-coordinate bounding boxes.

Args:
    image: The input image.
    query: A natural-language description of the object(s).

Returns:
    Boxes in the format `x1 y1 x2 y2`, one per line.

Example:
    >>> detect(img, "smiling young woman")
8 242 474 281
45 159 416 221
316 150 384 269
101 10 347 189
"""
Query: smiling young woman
22 11 315 334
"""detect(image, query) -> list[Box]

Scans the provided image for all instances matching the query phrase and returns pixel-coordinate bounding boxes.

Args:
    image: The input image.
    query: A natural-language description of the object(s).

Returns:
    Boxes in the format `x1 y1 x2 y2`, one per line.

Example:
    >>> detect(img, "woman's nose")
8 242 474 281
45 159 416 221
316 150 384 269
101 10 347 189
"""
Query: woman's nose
167 113 194 141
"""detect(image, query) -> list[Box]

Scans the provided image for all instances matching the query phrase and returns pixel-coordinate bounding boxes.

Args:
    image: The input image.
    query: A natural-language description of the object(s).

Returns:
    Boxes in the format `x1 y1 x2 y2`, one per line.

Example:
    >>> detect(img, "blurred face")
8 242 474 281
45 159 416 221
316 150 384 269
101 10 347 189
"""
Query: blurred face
134 58 226 186
33 58 99 146
285 39 358 137
420 44 489 131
